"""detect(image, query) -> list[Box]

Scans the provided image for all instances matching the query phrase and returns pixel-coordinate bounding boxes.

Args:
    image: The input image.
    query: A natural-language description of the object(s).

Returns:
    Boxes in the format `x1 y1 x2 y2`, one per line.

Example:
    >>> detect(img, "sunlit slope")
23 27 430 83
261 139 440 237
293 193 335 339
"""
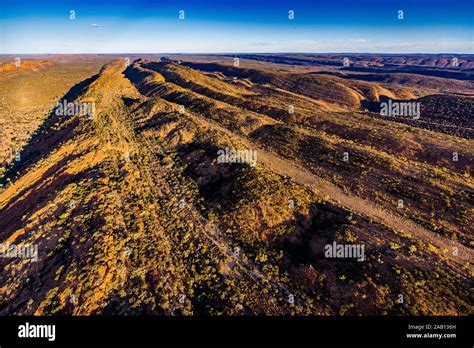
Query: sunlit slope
0 59 106 172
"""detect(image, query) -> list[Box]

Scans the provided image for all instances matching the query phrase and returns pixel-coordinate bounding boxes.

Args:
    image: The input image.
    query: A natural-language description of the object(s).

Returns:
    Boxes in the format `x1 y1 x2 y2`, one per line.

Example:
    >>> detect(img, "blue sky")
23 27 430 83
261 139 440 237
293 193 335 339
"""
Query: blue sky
1 0 472 53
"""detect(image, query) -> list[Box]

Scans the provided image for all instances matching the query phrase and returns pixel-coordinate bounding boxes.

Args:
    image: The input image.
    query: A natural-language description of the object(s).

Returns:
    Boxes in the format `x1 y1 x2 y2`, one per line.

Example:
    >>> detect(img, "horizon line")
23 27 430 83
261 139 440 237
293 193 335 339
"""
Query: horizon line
1 52 473 56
